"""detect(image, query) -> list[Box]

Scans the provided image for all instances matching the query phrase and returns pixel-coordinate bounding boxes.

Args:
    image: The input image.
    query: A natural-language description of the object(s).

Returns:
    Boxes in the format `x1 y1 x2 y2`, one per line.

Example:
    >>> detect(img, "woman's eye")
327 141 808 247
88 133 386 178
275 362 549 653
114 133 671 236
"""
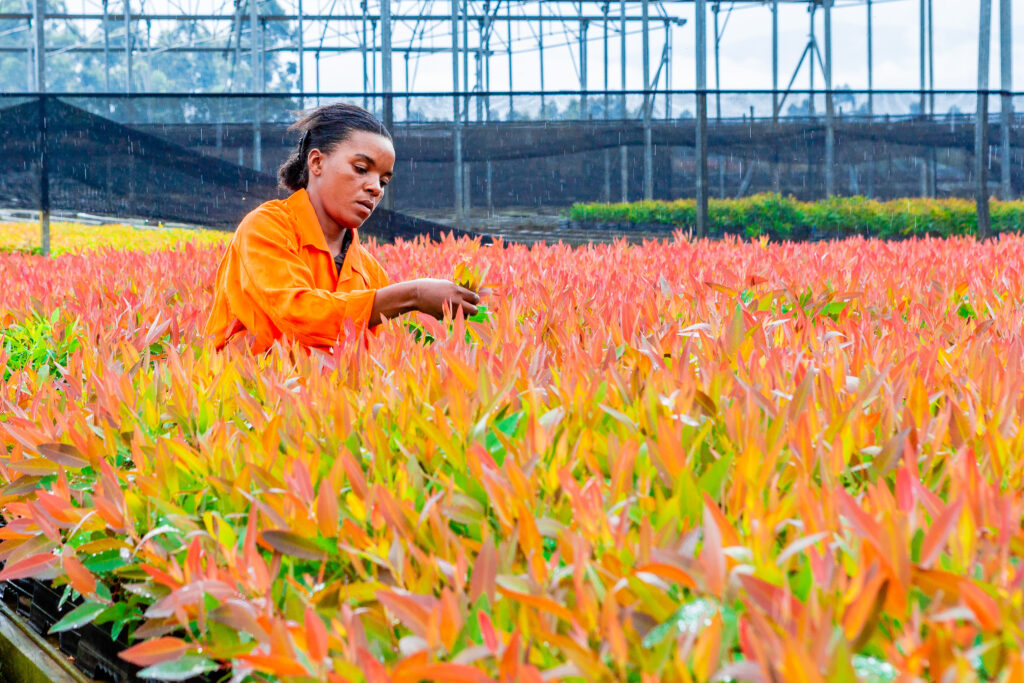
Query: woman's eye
354 166 367 174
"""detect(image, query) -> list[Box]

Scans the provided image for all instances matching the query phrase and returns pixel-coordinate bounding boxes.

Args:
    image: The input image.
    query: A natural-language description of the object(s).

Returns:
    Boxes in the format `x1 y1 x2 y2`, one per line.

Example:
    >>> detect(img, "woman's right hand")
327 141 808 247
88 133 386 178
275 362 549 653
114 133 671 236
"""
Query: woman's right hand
413 278 481 319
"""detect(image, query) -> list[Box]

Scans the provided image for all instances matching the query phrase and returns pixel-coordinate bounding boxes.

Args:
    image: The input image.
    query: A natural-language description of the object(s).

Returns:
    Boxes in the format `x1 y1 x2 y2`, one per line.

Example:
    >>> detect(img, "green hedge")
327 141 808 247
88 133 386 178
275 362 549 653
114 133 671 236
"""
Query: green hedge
568 194 1024 239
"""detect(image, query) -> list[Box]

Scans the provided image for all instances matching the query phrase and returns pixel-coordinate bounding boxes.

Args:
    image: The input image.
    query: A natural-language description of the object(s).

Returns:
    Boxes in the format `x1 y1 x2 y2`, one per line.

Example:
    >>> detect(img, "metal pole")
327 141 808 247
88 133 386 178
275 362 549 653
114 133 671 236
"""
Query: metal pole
696 0 708 237
381 0 393 209
713 2 720 121
34 0 48 256
866 0 874 197
714 2 723 199
251 0 261 172
538 1 545 114
32 0 43 91
580 18 588 119
102 0 110 91
484 21 491 121
382 0 393 126
642 0 652 199
867 0 873 118
928 0 934 115
977 0 992 239
361 0 367 109
452 0 463 221
771 0 779 193
824 0 834 197
475 38 484 121
507 2 513 117
462 0 469 122
665 19 672 119
928 0 936 195
919 0 926 117
1000 0 1012 200
604 2 611 201
124 0 131 94
918 0 928 196
619 0 627 201
603 2 609 118
297 0 303 101
808 4 814 117
24 0 31 91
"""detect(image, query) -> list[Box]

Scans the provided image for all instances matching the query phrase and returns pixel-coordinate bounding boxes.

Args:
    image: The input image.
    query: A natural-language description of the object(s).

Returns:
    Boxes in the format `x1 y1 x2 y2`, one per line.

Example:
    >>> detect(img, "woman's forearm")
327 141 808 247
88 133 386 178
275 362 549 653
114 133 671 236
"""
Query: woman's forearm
369 281 420 327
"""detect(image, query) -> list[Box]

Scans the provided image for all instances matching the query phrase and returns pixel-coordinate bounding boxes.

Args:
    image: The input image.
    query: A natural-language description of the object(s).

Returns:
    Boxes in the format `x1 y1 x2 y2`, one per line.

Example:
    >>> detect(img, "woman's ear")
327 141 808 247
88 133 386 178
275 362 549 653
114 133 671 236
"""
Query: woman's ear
307 149 323 177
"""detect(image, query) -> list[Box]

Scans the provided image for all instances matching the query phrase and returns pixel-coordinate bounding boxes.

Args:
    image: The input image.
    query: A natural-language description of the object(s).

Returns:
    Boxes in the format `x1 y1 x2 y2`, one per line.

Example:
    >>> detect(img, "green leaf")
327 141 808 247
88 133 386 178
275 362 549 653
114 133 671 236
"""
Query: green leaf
49 601 107 634
820 300 849 320
641 599 718 648
82 550 128 573
697 453 733 498
138 655 220 681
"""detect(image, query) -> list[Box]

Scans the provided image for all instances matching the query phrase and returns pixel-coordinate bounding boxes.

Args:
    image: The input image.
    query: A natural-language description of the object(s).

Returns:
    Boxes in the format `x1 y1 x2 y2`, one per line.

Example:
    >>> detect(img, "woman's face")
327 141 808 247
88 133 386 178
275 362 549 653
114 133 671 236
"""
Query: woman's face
307 129 396 230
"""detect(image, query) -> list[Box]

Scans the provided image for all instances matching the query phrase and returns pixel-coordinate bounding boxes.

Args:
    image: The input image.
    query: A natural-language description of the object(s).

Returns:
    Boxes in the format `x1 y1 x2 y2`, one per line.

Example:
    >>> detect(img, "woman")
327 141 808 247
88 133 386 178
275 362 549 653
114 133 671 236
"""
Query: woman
205 103 481 353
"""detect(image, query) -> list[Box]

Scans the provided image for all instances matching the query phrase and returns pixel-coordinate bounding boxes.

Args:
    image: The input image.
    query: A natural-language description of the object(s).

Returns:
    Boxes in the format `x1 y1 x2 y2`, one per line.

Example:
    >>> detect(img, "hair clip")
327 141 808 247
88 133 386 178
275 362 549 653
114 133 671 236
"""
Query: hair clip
299 129 312 155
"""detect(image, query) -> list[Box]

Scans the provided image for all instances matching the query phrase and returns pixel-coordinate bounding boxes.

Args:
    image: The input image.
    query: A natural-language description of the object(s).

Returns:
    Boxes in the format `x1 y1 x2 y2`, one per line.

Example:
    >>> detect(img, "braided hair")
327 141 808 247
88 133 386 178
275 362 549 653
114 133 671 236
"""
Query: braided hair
277 102 392 192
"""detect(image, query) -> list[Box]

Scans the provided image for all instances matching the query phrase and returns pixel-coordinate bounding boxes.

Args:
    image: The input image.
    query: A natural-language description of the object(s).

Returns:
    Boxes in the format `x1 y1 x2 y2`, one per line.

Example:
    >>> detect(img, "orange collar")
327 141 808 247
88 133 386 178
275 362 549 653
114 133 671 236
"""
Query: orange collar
284 188 360 256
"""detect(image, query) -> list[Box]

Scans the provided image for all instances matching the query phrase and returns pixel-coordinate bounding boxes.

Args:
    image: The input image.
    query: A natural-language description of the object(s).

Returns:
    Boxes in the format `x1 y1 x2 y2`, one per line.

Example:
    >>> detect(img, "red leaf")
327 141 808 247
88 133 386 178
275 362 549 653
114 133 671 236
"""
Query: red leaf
0 552 58 581
469 536 496 604
478 611 499 653
118 637 189 667
36 442 89 469
700 500 726 598
304 607 328 664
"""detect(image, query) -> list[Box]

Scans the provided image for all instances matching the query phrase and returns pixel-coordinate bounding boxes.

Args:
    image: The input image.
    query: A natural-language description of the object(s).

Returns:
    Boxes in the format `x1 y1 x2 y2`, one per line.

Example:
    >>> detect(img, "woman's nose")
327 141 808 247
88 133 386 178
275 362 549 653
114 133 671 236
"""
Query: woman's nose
366 177 382 196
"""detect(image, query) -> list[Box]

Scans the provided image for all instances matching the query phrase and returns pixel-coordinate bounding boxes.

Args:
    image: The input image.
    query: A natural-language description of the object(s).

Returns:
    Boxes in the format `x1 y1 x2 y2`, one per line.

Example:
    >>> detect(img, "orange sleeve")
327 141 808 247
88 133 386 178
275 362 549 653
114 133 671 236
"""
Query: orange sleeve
232 215 378 347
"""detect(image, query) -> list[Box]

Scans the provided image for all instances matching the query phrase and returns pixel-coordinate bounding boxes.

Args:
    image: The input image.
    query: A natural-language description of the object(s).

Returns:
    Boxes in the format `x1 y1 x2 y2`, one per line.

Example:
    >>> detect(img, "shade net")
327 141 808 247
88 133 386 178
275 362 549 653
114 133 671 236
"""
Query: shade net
0 92 1020 232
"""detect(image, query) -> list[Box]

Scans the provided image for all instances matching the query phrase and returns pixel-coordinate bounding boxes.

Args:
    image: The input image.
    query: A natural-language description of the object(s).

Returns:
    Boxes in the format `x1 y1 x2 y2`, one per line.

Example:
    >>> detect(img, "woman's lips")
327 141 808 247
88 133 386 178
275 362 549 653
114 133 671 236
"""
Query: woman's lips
355 200 373 215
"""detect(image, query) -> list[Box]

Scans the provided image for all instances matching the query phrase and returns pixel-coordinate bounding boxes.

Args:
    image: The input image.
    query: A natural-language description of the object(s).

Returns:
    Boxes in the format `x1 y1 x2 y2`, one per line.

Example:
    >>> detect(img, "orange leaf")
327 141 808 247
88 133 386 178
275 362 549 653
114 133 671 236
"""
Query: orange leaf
496 586 577 627
919 498 963 568
239 652 309 676
842 573 889 651
316 480 339 539
692 613 723 681
118 637 189 667
62 553 97 597
635 562 697 589
959 580 1001 631
397 663 494 683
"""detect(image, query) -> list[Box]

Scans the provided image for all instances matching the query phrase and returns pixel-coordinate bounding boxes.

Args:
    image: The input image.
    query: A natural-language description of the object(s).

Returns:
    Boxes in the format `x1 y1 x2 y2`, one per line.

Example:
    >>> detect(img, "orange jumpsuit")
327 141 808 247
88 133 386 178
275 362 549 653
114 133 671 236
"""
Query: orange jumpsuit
205 188 389 353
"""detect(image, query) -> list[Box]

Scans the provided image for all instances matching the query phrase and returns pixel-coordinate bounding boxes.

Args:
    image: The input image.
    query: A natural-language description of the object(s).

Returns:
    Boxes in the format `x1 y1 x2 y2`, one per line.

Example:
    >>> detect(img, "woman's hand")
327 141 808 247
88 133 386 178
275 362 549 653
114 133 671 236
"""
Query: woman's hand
368 278 482 326
412 278 481 319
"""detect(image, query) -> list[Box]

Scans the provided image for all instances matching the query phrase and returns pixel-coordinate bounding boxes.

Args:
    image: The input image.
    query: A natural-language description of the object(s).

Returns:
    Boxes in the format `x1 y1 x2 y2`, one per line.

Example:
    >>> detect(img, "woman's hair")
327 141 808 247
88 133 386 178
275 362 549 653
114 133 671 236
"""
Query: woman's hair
277 103 392 191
